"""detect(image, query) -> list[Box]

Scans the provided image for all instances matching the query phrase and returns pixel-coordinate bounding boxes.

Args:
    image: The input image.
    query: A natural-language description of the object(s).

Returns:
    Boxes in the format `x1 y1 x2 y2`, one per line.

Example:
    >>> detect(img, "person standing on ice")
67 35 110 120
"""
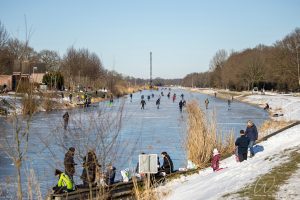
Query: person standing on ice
211 148 221 171
63 112 69 130
156 98 160 109
227 99 231 110
141 99 146 109
245 120 258 157
179 100 184 112
235 130 250 162
205 98 209 109
172 93 176 102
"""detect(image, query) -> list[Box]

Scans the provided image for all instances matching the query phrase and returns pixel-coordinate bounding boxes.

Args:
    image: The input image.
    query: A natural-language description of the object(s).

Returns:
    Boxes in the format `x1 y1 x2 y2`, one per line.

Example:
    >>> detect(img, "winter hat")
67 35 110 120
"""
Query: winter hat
69 147 75 152
213 148 219 156
55 169 62 176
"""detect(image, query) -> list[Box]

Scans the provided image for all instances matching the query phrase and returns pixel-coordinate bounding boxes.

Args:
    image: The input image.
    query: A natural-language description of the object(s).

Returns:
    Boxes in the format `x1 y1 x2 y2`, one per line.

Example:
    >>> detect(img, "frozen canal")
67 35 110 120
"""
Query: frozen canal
0 88 268 198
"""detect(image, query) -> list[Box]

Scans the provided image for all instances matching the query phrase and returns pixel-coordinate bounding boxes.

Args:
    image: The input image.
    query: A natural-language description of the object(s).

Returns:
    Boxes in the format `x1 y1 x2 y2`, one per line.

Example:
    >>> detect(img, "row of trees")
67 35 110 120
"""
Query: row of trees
182 28 300 91
0 21 137 94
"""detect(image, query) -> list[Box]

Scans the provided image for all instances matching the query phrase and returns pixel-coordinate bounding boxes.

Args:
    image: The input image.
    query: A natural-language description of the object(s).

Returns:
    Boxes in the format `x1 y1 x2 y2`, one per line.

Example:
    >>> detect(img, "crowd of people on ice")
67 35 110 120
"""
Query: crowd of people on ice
136 88 187 112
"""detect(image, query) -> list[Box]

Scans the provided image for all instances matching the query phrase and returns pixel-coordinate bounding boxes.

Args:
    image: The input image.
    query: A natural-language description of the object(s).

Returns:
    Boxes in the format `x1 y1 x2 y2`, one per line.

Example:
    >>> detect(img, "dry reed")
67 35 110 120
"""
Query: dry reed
258 120 290 140
132 176 160 200
185 100 235 169
42 92 56 112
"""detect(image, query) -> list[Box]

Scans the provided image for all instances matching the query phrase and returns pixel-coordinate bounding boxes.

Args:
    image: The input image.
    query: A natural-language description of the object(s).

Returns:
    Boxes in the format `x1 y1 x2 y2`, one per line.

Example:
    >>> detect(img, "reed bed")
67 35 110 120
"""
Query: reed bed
186 100 235 169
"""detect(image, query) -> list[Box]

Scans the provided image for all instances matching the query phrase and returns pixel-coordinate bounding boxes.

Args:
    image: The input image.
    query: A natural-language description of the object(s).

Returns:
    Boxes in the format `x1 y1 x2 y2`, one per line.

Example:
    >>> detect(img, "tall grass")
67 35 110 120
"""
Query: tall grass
42 92 55 112
258 120 290 140
132 176 165 200
185 100 235 168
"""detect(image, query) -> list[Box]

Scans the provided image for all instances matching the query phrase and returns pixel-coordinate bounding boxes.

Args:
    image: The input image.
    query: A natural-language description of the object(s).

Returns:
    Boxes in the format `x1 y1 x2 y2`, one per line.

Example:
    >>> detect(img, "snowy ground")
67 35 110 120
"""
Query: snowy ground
241 94 300 122
159 90 300 200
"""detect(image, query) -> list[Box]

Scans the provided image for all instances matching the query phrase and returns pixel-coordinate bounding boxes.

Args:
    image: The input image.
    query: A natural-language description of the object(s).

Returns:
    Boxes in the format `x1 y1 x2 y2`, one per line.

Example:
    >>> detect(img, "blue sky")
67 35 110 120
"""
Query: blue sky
1 0 300 79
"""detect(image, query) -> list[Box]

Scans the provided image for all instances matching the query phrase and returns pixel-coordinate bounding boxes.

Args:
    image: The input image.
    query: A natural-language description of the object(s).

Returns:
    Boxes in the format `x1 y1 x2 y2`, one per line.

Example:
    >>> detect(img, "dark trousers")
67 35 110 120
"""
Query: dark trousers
238 153 247 162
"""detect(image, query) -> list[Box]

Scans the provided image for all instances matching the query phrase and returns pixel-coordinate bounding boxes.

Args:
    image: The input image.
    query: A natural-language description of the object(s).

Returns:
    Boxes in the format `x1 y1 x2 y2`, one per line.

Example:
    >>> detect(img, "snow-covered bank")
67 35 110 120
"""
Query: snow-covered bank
241 94 300 121
187 87 300 122
0 93 106 116
158 88 300 200
159 124 300 200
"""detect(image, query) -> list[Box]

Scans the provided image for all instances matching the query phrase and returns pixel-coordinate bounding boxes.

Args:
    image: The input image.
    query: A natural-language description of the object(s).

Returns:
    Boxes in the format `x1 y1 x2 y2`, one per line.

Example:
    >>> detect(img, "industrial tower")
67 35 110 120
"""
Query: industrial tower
150 51 153 88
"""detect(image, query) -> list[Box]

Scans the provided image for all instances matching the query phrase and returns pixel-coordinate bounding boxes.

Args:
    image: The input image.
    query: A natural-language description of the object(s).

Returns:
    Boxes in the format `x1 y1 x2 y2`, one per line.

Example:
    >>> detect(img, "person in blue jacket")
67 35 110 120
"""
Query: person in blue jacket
245 120 258 157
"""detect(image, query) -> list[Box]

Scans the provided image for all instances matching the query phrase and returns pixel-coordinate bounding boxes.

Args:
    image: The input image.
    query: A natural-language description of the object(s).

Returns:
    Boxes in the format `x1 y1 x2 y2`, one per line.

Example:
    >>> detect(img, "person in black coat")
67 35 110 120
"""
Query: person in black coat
141 99 146 109
160 152 174 174
245 120 258 157
156 98 160 109
235 130 250 162
179 100 183 112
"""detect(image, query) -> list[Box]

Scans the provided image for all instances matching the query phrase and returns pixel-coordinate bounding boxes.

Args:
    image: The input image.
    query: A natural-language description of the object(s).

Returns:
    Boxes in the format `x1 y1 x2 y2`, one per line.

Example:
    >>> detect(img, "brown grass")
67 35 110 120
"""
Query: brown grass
185 100 235 168
42 92 56 112
21 93 38 115
258 120 290 140
132 174 172 200
132 176 159 200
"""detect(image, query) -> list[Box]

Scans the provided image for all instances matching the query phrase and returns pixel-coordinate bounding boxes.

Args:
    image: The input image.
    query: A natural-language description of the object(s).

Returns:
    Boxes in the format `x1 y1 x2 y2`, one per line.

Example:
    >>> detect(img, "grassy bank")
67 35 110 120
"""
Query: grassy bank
223 147 300 200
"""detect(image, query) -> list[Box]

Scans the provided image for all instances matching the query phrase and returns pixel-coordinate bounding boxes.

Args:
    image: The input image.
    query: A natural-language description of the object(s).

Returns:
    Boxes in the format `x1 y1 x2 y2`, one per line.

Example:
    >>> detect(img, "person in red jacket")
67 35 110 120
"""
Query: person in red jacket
211 148 221 171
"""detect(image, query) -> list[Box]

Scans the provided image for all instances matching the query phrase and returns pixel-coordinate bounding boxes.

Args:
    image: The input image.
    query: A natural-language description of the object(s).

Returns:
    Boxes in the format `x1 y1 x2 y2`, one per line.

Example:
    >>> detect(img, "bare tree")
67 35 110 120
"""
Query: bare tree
38 49 61 71
61 47 105 90
209 49 228 88
242 52 265 90
2 16 35 200
0 21 9 50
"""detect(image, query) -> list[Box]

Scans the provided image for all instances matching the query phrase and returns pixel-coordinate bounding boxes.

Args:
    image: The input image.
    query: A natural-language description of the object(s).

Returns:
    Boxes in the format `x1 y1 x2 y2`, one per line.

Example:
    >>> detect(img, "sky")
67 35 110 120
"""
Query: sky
1 0 300 79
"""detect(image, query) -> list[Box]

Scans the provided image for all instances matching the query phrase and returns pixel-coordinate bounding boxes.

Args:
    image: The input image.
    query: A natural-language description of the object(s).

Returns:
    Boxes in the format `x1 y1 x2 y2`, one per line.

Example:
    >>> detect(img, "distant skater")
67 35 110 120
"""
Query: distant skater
109 96 114 106
63 112 69 130
130 93 133 102
227 99 231 110
172 94 176 103
205 98 209 109
141 99 146 109
179 100 183 112
156 98 161 109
